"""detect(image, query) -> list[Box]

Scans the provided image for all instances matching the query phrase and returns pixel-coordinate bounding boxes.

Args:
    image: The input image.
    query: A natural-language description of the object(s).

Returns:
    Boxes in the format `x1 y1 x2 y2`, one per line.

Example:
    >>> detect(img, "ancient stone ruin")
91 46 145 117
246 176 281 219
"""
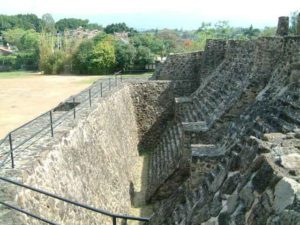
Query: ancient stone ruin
1 17 300 225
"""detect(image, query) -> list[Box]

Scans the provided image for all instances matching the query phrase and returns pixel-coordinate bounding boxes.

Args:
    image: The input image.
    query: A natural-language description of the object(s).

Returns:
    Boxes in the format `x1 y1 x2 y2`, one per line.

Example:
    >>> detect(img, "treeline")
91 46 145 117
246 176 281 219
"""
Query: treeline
0 12 299 74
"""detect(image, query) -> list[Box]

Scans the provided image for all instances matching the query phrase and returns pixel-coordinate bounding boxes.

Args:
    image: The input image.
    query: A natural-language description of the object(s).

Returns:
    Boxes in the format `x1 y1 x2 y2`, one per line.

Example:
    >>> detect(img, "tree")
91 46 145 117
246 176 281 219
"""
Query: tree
242 25 260 39
290 11 299 34
135 46 154 66
3 28 40 69
89 40 116 74
41 13 56 33
115 41 136 70
2 28 27 49
260 27 276 37
55 18 89 31
0 14 42 33
104 22 136 34
72 39 94 74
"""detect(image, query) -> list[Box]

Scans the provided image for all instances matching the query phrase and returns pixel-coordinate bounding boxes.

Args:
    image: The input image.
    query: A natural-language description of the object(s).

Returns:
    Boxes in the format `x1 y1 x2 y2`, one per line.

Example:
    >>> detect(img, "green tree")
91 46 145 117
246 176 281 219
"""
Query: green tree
115 41 136 70
2 28 26 49
3 28 40 69
55 18 89 31
41 13 56 33
72 39 94 74
290 11 299 34
135 46 154 66
260 27 276 37
242 25 260 39
89 39 116 74
0 14 42 33
104 22 136 34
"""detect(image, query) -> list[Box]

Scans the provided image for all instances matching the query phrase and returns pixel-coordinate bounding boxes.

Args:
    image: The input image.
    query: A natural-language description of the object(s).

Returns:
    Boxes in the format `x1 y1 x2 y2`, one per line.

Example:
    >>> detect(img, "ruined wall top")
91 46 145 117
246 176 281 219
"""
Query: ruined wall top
276 16 289 36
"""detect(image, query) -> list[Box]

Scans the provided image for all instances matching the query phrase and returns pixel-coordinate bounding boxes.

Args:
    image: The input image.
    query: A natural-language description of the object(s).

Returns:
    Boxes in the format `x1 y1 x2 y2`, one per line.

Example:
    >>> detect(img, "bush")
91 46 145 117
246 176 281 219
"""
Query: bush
0 55 17 71
39 50 65 74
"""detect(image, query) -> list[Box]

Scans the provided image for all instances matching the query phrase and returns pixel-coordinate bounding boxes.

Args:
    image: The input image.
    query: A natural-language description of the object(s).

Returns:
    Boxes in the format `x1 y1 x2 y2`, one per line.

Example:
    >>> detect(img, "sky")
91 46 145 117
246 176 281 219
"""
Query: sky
0 0 299 29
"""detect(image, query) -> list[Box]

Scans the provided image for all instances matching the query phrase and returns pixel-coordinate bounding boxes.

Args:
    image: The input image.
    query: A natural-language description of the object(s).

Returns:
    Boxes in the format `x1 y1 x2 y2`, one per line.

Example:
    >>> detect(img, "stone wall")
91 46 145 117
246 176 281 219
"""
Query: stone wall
130 80 198 153
0 85 142 225
130 81 175 153
148 35 300 224
153 51 203 82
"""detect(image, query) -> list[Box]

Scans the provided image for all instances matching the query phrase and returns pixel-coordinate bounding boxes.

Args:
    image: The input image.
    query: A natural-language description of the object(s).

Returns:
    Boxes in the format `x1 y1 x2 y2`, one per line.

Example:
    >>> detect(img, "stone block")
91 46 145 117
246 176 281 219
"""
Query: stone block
182 121 209 133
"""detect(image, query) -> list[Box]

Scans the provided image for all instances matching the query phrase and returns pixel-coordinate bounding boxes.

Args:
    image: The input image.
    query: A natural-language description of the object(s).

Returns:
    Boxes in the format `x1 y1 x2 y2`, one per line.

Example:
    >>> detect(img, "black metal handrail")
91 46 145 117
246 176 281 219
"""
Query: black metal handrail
0 201 59 225
0 176 151 224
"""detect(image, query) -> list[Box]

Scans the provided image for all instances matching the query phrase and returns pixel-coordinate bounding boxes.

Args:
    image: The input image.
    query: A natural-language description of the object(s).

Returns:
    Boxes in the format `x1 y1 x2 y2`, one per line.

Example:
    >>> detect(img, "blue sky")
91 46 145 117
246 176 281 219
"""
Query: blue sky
0 0 299 29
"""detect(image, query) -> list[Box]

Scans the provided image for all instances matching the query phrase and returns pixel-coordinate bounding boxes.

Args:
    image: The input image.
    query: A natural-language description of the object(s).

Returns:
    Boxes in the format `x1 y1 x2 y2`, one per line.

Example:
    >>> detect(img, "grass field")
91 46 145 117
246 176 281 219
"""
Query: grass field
0 71 152 138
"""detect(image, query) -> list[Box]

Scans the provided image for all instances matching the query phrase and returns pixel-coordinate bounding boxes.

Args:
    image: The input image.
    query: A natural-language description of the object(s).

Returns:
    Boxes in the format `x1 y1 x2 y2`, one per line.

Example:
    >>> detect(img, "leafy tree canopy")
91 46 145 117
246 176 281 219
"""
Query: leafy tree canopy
55 18 89 31
0 14 42 33
104 22 136 34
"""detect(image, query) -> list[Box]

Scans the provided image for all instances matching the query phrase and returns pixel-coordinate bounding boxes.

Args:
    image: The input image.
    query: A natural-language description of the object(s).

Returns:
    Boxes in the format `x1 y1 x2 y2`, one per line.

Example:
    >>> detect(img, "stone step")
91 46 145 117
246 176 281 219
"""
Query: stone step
182 121 209 133
194 99 209 121
191 144 224 158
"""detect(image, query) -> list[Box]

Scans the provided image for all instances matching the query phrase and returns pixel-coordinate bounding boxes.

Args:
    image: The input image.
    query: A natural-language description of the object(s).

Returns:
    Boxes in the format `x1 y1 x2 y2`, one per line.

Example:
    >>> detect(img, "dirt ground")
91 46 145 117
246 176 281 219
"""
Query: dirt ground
0 74 102 138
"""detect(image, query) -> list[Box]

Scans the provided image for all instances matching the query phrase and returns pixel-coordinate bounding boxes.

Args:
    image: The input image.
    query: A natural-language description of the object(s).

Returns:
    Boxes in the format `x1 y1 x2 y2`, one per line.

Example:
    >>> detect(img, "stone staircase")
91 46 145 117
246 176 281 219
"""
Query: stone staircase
147 121 185 201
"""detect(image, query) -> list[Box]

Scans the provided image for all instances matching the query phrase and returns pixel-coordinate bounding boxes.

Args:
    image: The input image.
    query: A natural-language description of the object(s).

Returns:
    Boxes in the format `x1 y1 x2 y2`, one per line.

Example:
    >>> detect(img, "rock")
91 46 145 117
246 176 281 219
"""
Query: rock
262 133 286 142
274 177 300 213
227 192 239 214
267 210 300 225
252 158 282 193
247 190 274 225
190 204 210 224
279 154 300 171
220 172 241 195
239 185 255 210
210 193 222 217
218 212 232 225
209 164 227 193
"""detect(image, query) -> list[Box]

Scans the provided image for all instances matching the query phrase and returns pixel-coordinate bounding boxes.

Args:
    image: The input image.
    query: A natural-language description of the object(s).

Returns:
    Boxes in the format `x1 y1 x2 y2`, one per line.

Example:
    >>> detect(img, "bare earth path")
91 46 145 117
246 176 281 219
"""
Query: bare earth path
0 74 101 138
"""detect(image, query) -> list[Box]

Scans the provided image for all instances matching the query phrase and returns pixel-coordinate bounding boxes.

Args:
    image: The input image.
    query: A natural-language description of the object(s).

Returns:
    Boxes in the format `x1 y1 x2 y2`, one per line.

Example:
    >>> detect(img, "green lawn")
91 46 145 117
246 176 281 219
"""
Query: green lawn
0 70 36 79
79 72 153 84
0 71 153 81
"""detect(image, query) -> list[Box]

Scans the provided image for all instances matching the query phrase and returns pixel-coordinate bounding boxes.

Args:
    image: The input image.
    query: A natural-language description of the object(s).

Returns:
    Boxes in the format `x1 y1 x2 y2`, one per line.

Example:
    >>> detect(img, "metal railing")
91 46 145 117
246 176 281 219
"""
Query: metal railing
0 176 151 225
0 73 123 168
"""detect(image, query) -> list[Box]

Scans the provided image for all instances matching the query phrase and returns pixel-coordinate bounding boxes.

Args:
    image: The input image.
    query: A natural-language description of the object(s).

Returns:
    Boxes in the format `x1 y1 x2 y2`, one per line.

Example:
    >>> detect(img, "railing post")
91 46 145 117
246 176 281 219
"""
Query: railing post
100 82 103 97
89 89 92 107
112 217 117 225
73 97 76 119
8 133 14 168
115 75 117 87
49 111 54 137
120 74 123 83
109 78 111 91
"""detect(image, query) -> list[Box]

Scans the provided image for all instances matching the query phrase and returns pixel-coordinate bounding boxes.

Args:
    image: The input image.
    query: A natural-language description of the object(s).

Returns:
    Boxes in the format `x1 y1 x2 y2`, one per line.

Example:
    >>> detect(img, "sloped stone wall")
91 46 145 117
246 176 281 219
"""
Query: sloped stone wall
0 85 142 225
